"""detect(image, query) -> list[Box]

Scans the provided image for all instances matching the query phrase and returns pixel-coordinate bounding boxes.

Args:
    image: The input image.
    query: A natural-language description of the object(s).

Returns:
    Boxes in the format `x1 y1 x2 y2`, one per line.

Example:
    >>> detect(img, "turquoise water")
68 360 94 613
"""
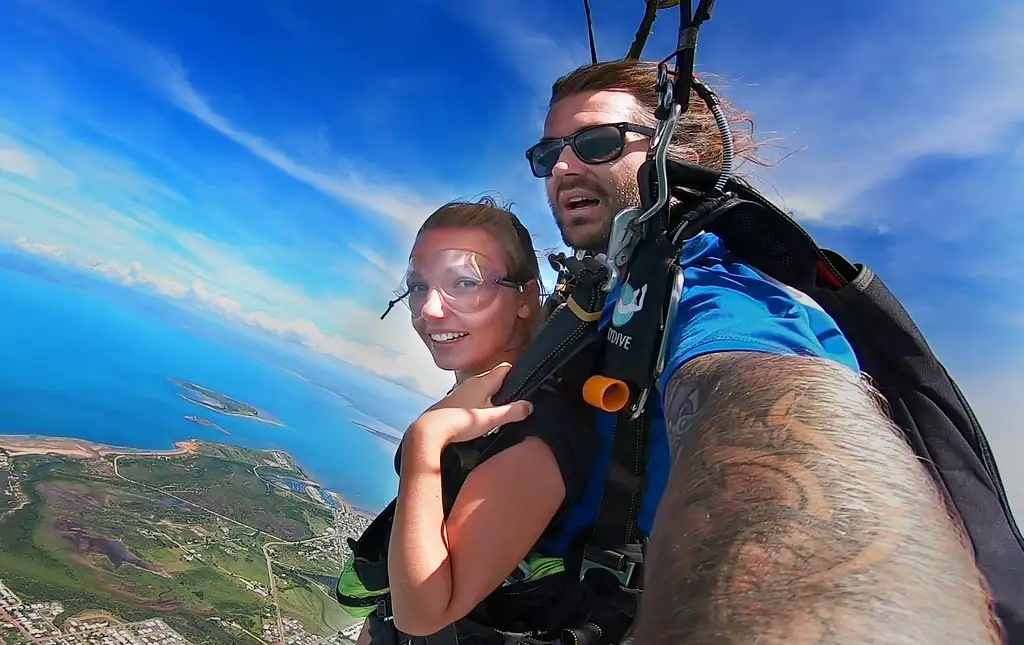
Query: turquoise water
0 253 427 513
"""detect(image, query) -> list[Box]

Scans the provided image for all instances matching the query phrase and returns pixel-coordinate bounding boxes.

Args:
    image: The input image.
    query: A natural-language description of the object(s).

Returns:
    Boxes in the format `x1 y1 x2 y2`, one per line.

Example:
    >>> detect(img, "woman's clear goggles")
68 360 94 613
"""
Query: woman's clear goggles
380 250 526 320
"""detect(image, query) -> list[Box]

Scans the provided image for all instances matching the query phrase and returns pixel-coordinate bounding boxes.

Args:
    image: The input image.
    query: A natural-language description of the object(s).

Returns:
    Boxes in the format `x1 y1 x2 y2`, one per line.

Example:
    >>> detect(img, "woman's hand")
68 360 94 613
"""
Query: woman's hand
410 363 534 446
389 363 559 636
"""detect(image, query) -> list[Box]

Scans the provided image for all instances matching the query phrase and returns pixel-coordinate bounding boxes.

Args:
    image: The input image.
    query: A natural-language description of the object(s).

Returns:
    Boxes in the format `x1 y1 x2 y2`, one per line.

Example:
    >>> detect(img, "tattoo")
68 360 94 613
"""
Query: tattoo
663 377 701 452
634 352 1003 645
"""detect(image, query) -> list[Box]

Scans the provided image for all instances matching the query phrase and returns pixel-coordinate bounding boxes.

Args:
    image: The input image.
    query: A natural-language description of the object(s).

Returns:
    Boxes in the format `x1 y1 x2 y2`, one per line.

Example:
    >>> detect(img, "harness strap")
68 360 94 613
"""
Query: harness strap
582 408 648 587
492 253 610 407
578 208 691 588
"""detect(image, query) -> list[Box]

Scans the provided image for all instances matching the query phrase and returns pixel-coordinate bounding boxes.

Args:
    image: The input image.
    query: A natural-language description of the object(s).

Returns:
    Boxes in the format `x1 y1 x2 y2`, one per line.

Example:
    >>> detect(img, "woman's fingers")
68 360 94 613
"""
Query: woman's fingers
478 362 513 400
469 400 533 431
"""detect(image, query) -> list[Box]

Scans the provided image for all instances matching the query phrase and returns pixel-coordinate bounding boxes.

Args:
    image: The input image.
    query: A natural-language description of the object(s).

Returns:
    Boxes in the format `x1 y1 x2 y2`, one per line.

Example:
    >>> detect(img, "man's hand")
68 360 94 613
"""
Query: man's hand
632 351 1003 645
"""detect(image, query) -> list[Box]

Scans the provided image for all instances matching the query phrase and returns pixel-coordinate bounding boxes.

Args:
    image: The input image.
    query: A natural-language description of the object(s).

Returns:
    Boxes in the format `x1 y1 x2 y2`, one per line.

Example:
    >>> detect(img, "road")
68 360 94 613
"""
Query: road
113 454 348 645
261 534 338 644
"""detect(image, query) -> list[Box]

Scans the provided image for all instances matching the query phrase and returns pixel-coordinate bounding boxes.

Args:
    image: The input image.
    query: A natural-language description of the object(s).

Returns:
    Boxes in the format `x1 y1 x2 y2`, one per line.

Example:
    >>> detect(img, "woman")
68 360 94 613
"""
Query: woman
349 196 600 643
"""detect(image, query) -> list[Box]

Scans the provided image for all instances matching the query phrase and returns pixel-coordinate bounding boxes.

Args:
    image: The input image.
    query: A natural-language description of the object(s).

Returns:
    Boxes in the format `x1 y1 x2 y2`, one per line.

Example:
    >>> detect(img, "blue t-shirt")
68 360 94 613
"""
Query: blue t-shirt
541 232 860 555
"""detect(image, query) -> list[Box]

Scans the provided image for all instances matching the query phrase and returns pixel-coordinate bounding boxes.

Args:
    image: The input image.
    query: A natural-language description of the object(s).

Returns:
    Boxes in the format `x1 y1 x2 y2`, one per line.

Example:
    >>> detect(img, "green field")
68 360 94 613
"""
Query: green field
0 441 360 644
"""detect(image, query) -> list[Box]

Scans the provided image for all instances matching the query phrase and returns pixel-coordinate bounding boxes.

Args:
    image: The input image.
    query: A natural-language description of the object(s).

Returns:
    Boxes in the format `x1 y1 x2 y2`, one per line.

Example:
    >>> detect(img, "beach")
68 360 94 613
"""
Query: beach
0 434 198 459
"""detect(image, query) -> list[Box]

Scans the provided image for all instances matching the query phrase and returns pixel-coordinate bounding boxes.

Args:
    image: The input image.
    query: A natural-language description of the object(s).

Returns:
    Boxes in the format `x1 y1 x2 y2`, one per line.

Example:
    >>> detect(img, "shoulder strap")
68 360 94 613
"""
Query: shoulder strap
492 253 610 406
659 158 846 291
576 202 690 588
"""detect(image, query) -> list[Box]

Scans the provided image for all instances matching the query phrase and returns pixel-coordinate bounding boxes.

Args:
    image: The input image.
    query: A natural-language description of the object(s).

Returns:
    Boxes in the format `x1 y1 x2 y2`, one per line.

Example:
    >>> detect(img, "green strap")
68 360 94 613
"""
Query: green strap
504 554 566 586
336 553 389 619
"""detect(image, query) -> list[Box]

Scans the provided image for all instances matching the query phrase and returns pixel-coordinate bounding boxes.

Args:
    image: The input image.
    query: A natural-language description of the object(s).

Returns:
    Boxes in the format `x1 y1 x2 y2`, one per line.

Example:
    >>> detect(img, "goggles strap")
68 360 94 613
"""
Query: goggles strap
380 289 409 320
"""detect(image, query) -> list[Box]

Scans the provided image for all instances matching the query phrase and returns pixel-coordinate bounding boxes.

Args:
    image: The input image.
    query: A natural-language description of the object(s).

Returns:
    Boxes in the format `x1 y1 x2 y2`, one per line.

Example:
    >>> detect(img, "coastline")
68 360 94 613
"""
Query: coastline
0 434 200 458
0 433 375 515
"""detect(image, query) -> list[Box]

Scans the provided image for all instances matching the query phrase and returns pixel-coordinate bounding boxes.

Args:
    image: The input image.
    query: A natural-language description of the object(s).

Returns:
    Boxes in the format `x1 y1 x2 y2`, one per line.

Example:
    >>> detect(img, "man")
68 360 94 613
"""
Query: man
527 60 1003 644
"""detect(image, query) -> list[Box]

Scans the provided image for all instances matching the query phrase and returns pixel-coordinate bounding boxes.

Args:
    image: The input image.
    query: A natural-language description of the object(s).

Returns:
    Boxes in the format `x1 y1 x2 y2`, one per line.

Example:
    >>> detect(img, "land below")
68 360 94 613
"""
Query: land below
0 436 371 645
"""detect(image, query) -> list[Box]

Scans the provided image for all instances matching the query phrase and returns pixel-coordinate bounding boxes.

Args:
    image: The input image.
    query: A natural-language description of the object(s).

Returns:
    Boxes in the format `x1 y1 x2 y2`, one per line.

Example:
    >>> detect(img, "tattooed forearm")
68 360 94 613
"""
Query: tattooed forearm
633 352 1002 645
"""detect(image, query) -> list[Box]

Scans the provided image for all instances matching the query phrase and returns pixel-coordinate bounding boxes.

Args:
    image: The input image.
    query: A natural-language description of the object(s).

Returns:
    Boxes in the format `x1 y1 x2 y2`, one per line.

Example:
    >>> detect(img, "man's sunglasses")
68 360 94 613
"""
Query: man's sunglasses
525 122 656 178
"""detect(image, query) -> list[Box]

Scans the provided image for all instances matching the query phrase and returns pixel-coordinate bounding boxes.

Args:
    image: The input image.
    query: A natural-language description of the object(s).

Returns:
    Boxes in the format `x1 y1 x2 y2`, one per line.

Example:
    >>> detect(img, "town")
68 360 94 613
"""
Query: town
0 439 377 645
0 579 363 645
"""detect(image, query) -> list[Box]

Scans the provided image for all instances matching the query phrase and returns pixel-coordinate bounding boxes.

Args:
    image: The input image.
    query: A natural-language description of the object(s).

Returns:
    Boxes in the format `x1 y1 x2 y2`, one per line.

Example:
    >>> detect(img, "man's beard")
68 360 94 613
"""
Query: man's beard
548 172 642 253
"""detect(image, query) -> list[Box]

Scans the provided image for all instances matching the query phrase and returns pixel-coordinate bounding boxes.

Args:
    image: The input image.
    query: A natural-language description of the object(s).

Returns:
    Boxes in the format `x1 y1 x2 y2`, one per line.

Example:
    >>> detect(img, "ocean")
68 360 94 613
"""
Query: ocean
0 252 429 513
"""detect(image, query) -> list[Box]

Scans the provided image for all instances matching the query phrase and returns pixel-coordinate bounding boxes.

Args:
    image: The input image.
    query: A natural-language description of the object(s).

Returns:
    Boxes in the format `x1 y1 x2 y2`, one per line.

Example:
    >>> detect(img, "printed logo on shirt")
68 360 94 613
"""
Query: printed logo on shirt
612 282 647 328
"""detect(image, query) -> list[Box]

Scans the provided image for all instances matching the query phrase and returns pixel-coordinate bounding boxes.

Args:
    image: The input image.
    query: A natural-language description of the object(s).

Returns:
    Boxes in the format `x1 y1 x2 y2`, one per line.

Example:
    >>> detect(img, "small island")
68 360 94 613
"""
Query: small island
168 378 285 427
184 415 230 435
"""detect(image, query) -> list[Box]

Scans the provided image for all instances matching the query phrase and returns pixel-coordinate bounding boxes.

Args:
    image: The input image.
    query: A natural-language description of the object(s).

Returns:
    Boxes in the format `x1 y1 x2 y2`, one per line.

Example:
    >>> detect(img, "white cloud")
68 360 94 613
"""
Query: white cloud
86 259 190 299
56 237 452 397
0 178 159 267
714 4 1024 223
15 236 66 263
0 133 77 186
159 64 441 231
463 0 590 99
350 243 400 276
0 134 452 399
349 242 409 292
0 146 39 179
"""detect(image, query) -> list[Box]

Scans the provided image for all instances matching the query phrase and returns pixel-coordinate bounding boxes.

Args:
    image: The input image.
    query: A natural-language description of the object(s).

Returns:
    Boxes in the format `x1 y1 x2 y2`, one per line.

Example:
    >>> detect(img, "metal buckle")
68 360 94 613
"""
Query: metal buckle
580 547 638 587
601 207 643 292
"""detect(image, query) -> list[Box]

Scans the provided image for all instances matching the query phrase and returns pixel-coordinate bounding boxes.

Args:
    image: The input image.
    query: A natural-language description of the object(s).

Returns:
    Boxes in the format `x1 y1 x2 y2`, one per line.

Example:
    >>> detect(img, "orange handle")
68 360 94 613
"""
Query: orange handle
582 375 630 413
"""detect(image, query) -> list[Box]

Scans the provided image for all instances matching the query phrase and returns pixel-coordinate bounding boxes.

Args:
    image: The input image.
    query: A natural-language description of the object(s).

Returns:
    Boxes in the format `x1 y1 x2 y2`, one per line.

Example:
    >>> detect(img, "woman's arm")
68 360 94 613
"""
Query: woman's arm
387 426 566 637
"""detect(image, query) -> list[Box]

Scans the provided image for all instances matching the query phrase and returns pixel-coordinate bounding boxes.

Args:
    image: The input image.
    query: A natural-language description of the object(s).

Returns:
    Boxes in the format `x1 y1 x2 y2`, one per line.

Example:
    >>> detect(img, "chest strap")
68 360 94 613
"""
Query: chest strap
578 212 686 589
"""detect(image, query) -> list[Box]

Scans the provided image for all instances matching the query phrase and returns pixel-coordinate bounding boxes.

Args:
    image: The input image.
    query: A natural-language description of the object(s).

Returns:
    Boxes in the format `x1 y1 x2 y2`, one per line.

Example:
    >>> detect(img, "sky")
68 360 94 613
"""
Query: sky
0 0 1021 515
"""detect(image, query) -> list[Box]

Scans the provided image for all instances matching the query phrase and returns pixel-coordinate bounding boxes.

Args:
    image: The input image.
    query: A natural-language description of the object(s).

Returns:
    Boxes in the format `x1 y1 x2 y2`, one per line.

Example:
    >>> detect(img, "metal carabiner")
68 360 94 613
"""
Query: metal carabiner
601 206 644 292
636 101 681 226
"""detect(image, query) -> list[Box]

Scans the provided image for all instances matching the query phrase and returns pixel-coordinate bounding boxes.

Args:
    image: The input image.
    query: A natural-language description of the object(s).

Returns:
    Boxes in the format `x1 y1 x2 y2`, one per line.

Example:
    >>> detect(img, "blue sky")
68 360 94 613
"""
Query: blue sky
0 0 1021 513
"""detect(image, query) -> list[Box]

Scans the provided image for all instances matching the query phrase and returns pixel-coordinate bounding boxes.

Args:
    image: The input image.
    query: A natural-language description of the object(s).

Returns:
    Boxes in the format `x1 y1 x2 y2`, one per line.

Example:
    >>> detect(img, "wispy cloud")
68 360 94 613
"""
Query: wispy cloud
12 0 450 235
718 4 1024 223
0 132 76 186
15 236 66 263
160 64 440 231
467 1 1024 226
0 146 41 179
0 134 452 398
11 225 451 397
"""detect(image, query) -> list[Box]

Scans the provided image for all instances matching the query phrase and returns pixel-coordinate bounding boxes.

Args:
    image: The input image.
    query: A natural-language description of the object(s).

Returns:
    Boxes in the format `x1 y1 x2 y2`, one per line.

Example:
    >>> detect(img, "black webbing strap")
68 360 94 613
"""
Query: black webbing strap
578 161 736 588
492 253 609 406
579 211 683 588
581 406 649 587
